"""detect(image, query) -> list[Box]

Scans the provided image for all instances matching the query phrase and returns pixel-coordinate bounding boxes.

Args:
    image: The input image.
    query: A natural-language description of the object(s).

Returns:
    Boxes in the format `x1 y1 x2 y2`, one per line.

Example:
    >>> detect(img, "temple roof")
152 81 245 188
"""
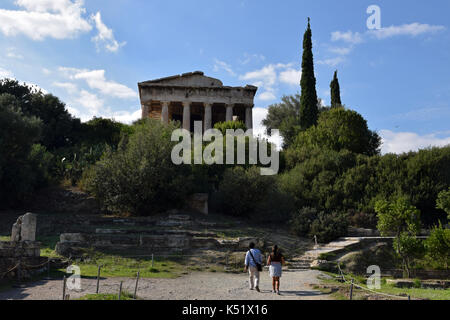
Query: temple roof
139 71 257 90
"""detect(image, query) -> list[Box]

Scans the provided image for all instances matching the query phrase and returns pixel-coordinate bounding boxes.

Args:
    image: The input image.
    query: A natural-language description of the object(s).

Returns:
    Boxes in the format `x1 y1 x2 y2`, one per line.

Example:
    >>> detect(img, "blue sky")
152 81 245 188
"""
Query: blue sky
0 0 449 153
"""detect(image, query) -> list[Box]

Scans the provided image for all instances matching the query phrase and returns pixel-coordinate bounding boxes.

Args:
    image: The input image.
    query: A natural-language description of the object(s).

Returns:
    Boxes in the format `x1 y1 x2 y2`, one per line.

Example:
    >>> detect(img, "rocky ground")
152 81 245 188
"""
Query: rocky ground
0 269 331 300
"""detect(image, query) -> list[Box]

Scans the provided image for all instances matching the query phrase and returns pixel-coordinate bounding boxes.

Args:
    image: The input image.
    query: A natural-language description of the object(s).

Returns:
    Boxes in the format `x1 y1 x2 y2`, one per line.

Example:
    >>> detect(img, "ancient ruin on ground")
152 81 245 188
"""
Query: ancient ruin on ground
138 71 257 131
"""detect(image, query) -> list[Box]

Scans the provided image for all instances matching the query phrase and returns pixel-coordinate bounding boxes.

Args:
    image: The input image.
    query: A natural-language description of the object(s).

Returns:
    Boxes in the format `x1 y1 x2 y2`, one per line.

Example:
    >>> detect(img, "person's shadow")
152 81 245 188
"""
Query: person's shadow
258 289 328 297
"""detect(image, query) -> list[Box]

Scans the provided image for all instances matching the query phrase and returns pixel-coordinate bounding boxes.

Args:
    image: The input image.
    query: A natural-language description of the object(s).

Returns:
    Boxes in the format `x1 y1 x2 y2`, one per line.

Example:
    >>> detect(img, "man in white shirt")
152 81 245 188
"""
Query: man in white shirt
244 242 262 292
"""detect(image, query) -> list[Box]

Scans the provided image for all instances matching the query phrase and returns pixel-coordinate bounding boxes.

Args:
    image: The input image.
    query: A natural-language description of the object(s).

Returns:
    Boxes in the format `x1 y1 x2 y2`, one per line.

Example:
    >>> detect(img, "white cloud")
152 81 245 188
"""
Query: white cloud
108 109 141 124
331 23 445 46
279 68 301 86
331 31 363 44
240 64 278 88
257 91 277 101
317 57 345 67
329 46 352 55
252 107 283 150
239 63 298 101
0 0 92 41
239 53 266 65
6 47 24 59
380 130 450 154
213 59 236 76
42 68 52 75
0 67 14 79
76 90 104 114
59 67 137 99
370 23 446 39
53 81 78 94
91 12 125 52
240 64 279 102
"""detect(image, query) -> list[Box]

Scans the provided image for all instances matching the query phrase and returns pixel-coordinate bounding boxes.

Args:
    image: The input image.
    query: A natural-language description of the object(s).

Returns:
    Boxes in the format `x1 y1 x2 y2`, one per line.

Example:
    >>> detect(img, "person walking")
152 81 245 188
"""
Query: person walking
267 245 285 295
244 242 262 292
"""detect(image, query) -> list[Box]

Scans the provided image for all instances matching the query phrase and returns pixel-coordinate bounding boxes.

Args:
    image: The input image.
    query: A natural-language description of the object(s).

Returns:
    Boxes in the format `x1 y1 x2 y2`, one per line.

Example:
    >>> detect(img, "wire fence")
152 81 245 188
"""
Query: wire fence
337 263 412 300
2 253 418 300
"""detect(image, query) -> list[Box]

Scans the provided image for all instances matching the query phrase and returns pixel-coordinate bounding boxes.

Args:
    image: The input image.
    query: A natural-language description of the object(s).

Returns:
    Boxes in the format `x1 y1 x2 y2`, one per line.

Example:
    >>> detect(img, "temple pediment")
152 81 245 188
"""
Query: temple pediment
140 71 224 88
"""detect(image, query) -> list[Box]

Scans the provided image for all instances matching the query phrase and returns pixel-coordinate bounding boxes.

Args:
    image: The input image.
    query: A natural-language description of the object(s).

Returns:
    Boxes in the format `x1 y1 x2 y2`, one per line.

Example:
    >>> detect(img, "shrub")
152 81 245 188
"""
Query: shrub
211 166 293 221
348 210 378 229
290 207 348 243
436 188 450 221
82 119 192 215
290 207 318 237
213 120 247 135
310 211 349 243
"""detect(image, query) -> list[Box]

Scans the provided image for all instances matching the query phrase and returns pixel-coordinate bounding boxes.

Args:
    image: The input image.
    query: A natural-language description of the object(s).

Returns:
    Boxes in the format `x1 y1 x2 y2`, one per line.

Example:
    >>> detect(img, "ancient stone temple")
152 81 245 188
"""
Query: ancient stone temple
138 71 257 131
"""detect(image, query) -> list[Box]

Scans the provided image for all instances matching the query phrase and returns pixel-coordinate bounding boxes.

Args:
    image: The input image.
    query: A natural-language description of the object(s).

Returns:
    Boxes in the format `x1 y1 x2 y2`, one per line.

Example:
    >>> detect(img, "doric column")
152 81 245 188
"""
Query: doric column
182 101 191 131
161 101 169 124
141 103 149 119
204 103 212 130
226 104 234 122
245 105 253 129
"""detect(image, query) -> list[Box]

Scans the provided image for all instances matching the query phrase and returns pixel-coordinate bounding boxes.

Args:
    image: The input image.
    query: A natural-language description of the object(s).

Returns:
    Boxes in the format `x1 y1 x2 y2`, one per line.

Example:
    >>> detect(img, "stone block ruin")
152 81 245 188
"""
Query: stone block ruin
55 214 264 258
0 213 46 280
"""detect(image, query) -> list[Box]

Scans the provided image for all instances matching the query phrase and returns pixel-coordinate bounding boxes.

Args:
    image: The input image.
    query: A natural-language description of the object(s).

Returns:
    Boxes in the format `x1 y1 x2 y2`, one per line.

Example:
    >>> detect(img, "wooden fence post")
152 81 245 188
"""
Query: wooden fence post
96 265 102 294
62 276 67 300
118 281 123 300
134 271 140 300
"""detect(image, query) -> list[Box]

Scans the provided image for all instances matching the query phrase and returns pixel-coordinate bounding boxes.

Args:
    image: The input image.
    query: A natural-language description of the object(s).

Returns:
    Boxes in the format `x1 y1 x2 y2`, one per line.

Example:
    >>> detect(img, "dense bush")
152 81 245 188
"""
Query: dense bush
211 166 294 222
290 207 348 243
279 148 357 210
81 119 192 215
437 188 450 220
0 94 46 206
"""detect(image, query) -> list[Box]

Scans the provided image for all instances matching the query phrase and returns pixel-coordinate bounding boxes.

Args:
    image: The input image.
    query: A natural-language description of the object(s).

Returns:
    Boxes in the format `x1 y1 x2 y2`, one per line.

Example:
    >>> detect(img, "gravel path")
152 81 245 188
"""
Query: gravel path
0 270 331 300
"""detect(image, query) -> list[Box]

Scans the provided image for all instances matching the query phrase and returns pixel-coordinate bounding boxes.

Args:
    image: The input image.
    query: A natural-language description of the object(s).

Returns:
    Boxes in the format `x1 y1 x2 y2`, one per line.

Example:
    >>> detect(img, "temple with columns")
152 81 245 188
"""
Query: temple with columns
138 71 257 132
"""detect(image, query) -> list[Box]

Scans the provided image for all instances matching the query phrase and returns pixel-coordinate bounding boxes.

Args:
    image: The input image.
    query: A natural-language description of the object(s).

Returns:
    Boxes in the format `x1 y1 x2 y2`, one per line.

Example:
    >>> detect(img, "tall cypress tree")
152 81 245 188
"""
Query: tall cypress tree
330 70 342 108
299 17 318 130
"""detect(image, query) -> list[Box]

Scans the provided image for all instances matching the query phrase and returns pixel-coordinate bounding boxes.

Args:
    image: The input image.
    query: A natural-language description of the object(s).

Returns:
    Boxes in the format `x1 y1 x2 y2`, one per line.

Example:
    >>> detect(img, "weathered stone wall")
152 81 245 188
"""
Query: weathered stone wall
0 213 45 280
0 241 43 280
55 230 264 257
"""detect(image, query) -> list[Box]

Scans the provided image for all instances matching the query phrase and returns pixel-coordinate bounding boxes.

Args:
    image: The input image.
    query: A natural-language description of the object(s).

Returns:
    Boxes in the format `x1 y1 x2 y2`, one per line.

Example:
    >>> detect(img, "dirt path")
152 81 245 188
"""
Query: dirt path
0 270 331 300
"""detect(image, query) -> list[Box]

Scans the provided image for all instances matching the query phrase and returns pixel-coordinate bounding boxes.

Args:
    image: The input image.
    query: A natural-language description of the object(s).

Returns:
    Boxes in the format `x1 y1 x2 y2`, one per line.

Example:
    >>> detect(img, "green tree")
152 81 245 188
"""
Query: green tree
330 70 342 108
375 198 421 237
375 198 422 277
436 188 450 220
0 79 81 150
82 119 192 215
393 233 425 277
424 223 450 269
262 94 301 148
0 94 43 206
287 108 381 162
81 117 130 147
299 18 319 130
